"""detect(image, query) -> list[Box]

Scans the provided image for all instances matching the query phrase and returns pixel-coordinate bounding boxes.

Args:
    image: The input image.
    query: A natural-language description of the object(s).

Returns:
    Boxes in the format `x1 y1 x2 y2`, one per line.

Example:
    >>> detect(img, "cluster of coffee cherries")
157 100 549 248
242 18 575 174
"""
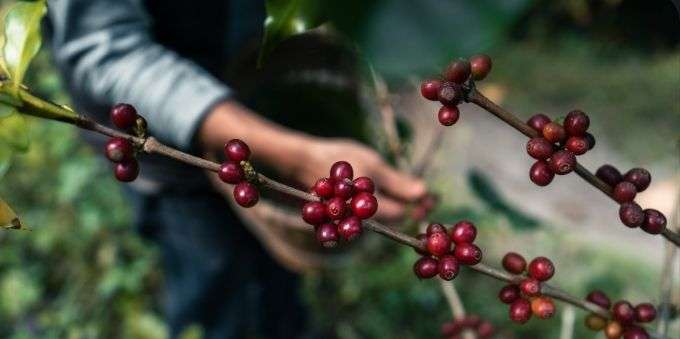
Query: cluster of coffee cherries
302 161 378 247
441 315 494 339
583 290 656 339
595 164 667 235
412 221 483 280
420 54 493 126
105 104 143 182
217 139 260 208
525 111 595 186
497 252 556 324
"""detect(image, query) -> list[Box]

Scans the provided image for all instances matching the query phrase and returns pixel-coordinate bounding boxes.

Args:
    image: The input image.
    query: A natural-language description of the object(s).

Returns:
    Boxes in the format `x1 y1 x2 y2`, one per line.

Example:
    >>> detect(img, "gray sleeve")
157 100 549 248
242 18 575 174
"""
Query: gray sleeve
47 0 231 150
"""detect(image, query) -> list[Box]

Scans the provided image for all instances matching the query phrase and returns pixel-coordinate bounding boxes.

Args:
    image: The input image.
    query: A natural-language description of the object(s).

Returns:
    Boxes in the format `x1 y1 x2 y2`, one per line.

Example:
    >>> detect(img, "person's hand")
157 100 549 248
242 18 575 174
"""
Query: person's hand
297 138 427 222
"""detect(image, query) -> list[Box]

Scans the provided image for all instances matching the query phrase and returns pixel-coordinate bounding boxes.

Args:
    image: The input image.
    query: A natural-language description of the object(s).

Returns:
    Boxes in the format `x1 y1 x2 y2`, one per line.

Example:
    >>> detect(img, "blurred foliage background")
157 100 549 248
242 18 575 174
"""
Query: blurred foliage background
0 0 678 338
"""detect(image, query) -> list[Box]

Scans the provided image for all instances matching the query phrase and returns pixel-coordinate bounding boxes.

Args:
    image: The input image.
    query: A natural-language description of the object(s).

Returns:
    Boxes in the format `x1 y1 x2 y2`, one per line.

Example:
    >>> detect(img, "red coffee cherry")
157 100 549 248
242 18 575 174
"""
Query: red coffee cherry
326 196 348 220
542 122 566 144
440 320 462 337
427 231 452 257
586 290 611 309
529 160 555 186
519 278 541 297
502 252 527 274
114 159 140 182
330 161 353 181
618 202 644 228
233 182 259 207
350 192 378 219
353 176 375 194
443 59 471 84
105 137 134 163
334 178 355 199
622 327 650 339
528 256 554 281
612 300 635 325
224 139 251 162
498 284 521 304
549 150 576 175
531 297 556 319
438 82 464 107
563 110 590 136
420 79 442 101
613 181 637 203
426 223 447 235
110 103 138 130
596 164 623 187
509 298 532 324
585 313 607 331
337 216 362 241
641 209 666 234
449 220 477 244
565 136 589 155
477 321 494 338
527 113 551 133
413 256 439 279
453 243 482 265
414 233 429 255
469 54 492 81
624 168 651 192
584 132 596 150
634 303 656 323
218 162 244 184
301 201 328 225
438 105 460 126
438 255 460 281
605 321 623 339
526 137 554 160
313 177 335 198
316 223 339 248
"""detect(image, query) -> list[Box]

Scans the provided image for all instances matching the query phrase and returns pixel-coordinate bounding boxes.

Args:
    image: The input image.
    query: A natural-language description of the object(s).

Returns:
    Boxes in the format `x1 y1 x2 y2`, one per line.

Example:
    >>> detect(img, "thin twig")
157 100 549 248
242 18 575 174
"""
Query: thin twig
440 280 477 339
371 70 406 169
412 127 445 177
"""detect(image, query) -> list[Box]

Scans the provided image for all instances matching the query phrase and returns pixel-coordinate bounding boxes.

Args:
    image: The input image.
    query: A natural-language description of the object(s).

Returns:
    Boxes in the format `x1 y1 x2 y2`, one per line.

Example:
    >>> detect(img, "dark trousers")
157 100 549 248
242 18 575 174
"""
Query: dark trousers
126 187 307 339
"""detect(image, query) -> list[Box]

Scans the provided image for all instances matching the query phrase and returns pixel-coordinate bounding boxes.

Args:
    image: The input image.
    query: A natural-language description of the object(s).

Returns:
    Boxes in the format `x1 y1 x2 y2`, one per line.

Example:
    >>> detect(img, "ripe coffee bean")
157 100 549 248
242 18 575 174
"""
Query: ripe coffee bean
531 297 555 319
563 110 590 136
477 321 494 338
420 79 442 101
337 216 362 241
612 300 635 325
426 223 447 235
519 278 541 297
529 160 555 186
549 150 576 175
584 132 596 150
443 59 471 84
438 105 460 126
498 284 521 304
414 233 429 255
586 290 611 309
604 321 623 339
110 103 138 130
326 197 348 220
224 139 251 162
622 327 650 339
528 256 554 281
105 137 134 163
542 122 566 143
585 313 607 331
350 192 378 219
596 164 623 187
613 181 637 203
641 209 666 234
438 82 464 107
502 252 527 274
313 178 335 198
218 162 244 184
527 113 551 133
427 231 452 257
469 54 492 81
565 136 589 155
353 176 375 194
413 256 439 279
634 303 656 323
509 298 532 324
301 201 328 225
618 202 644 228
330 161 353 181
438 255 460 280
453 243 482 265
233 182 259 207
316 223 339 248
624 168 651 192
114 159 139 182
334 178 355 199
449 220 477 244
526 137 554 160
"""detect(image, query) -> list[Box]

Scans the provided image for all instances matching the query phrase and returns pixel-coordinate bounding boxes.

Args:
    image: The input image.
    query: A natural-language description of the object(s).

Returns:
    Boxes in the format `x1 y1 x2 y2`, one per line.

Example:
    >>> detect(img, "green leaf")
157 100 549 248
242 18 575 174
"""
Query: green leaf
0 143 11 178
2 0 47 88
0 112 29 152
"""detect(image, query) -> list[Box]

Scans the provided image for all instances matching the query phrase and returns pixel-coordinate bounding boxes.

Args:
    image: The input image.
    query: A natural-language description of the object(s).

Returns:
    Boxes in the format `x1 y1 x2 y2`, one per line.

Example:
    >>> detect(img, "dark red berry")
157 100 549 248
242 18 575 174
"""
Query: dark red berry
233 182 259 207
502 252 527 274
326 197 348 220
549 150 576 175
440 321 462 337
622 327 650 339
526 137 554 160
443 59 471 84
330 161 353 181
619 202 644 228
499 284 521 304
528 256 554 281
531 297 555 319
624 168 651 192
613 181 637 203
224 139 251 162
469 54 492 81
519 278 541 297
301 201 328 225
110 103 138 130
350 192 378 219
585 132 596 150
509 298 532 324
427 231 452 257
565 136 589 155
542 122 566 144
449 220 477 244
420 79 442 101
353 176 375 194
477 321 494 338
612 300 635 325
529 160 555 186
596 164 623 187
337 216 362 241
114 159 139 182
641 209 666 234
438 255 460 280
438 105 460 126
414 233 429 255
527 114 551 133
218 162 244 184
634 303 656 323
453 243 482 265
586 290 611 309
316 223 339 248
413 256 439 279
426 223 447 235
563 110 590 136
334 178 354 199
313 177 335 198
105 137 134 163
438 82 464 107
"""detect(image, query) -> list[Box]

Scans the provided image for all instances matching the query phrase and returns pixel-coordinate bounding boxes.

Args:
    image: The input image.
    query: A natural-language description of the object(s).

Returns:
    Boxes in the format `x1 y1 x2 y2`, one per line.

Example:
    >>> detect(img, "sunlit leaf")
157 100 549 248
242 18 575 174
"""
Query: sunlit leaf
0 111 29 152
2 0 47 88
0 196 23 230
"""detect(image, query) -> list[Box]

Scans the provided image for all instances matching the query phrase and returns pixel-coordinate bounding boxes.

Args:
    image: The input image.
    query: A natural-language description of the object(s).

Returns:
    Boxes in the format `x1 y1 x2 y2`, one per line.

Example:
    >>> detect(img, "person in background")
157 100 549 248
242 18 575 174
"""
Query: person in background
46 1 426 338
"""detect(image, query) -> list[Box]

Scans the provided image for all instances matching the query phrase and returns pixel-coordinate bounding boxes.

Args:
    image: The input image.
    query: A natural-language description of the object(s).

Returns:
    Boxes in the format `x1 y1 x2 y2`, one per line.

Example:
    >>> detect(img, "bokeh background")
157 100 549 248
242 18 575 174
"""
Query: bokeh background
0 0 678 338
